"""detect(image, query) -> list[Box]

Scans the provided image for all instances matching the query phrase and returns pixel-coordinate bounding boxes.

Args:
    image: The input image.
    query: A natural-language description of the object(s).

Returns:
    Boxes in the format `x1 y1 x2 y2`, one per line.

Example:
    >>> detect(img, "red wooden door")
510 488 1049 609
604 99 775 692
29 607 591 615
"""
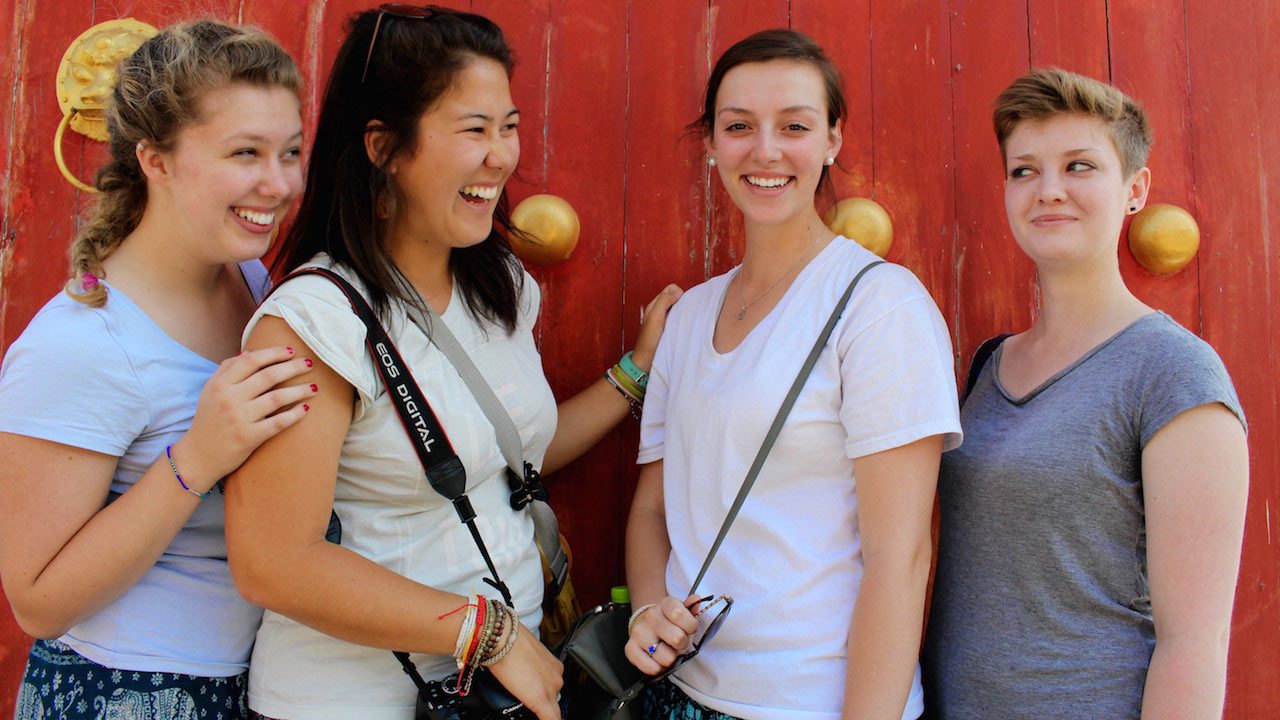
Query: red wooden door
1 1 1276 716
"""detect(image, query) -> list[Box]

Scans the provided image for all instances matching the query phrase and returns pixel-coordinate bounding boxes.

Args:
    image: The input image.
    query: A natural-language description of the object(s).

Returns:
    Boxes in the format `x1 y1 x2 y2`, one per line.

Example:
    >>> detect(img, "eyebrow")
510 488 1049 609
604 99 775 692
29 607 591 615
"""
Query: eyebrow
225 131 303 143
717 104 821 116
457 108 521 122
1011 147 1100 161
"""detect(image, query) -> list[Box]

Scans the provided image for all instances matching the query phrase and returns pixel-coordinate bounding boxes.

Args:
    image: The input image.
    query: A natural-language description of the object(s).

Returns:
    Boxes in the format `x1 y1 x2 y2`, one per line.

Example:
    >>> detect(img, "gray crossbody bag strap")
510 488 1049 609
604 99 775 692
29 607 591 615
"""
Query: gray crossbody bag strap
400 292 570 595
689 259 884 594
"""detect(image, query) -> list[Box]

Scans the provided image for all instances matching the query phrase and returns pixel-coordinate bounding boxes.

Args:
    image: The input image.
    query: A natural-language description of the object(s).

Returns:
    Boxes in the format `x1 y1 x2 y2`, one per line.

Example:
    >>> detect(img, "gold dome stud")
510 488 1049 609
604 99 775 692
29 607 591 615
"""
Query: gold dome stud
1128 203 1200 275
823 197 893 258
509 194 581 267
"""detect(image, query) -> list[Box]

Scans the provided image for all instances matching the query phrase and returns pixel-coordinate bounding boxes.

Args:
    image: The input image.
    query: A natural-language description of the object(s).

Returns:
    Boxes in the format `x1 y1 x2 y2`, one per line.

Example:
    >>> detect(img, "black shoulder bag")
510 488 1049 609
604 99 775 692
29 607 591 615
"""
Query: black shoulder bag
961 333 1010 405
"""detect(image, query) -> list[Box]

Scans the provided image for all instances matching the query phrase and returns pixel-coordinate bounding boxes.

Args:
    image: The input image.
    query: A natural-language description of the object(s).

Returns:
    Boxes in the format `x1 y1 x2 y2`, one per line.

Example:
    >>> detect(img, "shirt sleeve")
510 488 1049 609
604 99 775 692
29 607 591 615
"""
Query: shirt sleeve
636 305 679 465
246 274 378 421
0 303 148 455
1136 326 1246 447
837 275 962 459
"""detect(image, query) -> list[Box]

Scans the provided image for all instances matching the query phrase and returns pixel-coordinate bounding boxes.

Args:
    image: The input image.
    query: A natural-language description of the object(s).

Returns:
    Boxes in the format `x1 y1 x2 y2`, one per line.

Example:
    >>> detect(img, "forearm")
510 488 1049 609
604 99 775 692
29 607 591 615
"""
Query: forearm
842 551 931 719
1140 632 1230 720
232 537 470 654
13 451 203 638
542 376 631 475
625 466 670 608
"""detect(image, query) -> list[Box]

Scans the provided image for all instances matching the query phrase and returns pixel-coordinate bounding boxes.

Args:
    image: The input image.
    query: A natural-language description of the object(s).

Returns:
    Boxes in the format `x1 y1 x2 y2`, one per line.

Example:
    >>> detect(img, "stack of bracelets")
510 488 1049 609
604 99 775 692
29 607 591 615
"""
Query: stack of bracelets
605 351 648 417
444 595 521 696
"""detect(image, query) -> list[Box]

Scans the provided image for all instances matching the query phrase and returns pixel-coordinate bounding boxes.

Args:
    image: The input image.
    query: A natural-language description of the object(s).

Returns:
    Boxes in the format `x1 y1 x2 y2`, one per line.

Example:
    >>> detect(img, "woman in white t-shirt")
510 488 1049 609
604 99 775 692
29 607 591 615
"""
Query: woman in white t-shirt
0 21 312 720
223 8 678 720
624 30 961 720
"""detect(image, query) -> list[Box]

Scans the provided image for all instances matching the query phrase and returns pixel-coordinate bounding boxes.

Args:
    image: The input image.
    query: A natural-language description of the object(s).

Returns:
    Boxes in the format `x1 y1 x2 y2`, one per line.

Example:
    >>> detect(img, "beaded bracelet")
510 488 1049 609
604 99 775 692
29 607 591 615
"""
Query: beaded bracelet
165 445 211 499
605 367 643 419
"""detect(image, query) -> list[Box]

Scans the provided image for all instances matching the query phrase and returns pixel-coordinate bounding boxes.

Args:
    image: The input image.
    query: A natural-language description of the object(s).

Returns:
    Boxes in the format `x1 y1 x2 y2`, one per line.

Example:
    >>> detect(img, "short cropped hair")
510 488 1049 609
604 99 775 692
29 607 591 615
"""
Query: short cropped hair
993 67 1153 178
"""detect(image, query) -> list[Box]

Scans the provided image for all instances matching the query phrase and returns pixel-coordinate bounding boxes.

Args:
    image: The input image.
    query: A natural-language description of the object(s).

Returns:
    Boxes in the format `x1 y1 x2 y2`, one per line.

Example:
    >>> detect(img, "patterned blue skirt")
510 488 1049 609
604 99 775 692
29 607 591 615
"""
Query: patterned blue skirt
643 680 742 720
16 639 248 720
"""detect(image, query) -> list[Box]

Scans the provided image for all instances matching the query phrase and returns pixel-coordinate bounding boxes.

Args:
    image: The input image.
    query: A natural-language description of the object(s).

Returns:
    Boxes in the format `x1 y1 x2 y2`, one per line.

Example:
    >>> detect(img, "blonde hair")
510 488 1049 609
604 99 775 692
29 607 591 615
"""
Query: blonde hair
993 67 1152 179
66 19 301 307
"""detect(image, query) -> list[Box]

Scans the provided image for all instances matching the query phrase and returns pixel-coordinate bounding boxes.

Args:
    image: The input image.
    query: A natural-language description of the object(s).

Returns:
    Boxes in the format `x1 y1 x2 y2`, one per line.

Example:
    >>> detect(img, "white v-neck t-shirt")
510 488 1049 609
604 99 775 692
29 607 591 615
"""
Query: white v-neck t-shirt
638 238 961 720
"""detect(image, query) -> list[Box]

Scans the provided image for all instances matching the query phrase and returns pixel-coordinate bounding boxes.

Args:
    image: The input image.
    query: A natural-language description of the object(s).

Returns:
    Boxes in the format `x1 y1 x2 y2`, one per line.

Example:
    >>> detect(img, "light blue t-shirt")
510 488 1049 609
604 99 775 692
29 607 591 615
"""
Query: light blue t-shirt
0 262 269 676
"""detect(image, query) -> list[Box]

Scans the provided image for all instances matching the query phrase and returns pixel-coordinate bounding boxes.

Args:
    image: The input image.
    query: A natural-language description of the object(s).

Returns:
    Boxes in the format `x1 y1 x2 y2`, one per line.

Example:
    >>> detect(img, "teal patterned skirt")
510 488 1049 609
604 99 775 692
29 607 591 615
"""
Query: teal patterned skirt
643 680 742 720
16 639 248 720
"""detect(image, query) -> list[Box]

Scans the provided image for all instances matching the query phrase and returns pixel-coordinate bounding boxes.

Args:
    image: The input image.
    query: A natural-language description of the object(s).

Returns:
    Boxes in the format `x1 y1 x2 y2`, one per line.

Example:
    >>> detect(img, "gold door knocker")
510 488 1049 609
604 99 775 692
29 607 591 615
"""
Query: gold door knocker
54 18 158 193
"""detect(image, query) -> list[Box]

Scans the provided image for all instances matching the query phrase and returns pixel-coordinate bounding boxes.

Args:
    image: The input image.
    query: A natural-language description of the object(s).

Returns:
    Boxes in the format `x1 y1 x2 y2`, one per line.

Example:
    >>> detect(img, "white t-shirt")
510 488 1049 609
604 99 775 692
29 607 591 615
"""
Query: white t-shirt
0 262 271 676
243 256 556 720
638 239 961 720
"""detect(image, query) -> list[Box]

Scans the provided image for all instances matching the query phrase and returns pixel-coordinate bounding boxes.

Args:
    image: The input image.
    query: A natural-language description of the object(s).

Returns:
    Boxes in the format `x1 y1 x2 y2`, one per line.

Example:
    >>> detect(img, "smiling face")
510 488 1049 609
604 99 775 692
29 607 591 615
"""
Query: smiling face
1003 113 1150 271
388 56 519 251
705 60 841 230
155 82 303 264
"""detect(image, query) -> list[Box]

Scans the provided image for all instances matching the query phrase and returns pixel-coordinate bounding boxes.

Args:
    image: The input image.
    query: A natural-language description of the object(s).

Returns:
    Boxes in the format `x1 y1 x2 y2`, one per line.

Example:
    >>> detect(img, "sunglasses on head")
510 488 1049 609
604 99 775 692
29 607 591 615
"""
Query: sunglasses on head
612 595 734 713
362 4 438 85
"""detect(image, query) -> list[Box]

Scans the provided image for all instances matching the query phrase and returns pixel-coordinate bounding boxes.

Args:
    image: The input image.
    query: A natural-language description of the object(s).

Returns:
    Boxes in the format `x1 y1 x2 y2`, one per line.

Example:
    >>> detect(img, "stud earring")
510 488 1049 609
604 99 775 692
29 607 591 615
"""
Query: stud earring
825 156 835 166
1129 206 1138 213
707 156 717 167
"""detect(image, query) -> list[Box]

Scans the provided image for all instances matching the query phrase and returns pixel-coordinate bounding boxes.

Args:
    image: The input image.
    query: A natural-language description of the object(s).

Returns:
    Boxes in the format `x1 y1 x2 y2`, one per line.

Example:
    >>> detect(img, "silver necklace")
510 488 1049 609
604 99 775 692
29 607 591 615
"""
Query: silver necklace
735 236 823 320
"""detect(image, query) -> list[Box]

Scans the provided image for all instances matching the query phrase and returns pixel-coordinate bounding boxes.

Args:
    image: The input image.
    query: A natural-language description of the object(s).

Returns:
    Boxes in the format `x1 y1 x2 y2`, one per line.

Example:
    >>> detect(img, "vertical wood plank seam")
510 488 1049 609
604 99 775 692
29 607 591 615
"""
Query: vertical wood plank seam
542 5 551 194
1103 0 1113 82
1024 0 1032 70
304 1 327 155
618 0 633 547
1181 0 1204 335
702 0 712 279
945 0 963 365
867 0 875 192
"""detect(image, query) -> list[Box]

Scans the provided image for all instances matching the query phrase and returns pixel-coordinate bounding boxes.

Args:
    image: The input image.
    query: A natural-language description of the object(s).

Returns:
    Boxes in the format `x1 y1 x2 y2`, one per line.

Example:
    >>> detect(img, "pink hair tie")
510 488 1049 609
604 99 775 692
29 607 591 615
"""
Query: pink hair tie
81 272 99 291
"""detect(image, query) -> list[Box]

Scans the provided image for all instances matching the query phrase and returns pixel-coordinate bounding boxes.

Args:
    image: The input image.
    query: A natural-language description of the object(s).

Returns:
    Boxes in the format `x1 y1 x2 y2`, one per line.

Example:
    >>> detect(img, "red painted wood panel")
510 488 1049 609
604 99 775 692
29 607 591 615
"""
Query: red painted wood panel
1028 0 1110 79
791 0 872 208
1186 1 1280 716
0 1 1277 717
948 0 1033 363
531 0 629 604
1108 0 1201 332
868 1 955 321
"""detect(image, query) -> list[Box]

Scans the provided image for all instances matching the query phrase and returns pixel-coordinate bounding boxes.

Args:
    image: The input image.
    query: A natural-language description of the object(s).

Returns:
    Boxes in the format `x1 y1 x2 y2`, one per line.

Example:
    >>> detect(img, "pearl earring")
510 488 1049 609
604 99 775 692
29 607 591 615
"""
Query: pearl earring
707 157 717 167
825 156 835 166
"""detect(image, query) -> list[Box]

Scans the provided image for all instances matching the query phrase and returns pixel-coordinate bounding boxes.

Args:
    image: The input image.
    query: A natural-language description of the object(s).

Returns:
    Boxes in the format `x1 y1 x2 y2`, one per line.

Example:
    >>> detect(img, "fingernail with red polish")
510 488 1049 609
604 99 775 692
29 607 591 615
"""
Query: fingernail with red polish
304 358 313 368
310 384 318 392
286 347 294 354
303 404 310 412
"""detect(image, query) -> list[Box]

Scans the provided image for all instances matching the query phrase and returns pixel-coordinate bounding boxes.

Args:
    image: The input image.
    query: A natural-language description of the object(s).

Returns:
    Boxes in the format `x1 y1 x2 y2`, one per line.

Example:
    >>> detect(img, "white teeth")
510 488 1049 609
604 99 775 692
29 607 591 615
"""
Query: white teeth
460 185 499 200
233 208 275 226
745 176 791 189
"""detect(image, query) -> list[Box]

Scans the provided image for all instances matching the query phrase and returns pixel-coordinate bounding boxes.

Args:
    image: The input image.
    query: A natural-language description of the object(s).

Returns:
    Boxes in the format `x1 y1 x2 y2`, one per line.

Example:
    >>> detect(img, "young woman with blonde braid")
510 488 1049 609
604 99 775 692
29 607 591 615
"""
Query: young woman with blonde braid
0 20 311 719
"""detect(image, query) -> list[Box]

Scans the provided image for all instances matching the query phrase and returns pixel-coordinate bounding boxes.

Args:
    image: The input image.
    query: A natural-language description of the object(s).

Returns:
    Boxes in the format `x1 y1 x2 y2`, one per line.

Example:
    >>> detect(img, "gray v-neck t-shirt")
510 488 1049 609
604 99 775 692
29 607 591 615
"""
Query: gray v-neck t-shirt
922 312 1245 719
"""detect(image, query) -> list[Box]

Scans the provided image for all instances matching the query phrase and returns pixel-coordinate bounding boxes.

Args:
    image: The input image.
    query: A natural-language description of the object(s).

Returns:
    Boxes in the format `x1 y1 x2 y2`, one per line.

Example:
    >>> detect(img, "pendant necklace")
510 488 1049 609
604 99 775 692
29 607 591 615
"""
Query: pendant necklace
736 235 824 320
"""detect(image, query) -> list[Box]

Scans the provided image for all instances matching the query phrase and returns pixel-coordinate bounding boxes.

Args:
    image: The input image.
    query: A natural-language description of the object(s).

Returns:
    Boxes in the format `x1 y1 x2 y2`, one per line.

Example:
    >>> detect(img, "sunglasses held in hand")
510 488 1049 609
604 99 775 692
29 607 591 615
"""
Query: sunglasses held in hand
613 595 734 713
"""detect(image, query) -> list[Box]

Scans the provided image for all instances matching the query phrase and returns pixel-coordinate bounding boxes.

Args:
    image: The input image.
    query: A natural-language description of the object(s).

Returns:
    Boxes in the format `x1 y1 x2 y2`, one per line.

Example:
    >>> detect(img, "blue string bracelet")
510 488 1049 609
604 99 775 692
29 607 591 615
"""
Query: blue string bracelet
166 445 211 499
617 351 649 390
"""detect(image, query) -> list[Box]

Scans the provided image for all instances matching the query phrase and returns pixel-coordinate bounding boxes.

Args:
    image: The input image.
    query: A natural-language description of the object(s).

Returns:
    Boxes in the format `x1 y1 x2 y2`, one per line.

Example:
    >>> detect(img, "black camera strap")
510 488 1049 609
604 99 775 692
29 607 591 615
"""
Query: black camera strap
277 267 520 692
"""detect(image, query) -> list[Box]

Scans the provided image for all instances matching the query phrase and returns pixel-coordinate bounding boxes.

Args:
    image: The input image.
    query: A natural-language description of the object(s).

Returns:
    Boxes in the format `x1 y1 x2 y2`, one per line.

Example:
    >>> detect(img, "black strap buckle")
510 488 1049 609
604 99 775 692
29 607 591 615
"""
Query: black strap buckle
507 462 548 510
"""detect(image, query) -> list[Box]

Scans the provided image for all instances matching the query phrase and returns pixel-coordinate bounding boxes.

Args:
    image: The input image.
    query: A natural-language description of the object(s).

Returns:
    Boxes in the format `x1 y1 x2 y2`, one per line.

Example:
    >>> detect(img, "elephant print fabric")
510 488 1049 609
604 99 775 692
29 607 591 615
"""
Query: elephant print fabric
15 639 248 719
